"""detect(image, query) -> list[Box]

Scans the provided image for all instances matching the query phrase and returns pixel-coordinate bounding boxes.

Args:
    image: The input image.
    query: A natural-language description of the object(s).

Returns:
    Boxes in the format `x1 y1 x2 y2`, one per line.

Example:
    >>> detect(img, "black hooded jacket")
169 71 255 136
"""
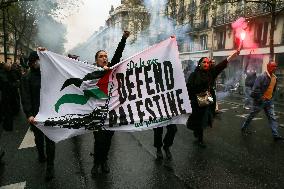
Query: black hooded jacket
20 68 41 118
186 59 228 129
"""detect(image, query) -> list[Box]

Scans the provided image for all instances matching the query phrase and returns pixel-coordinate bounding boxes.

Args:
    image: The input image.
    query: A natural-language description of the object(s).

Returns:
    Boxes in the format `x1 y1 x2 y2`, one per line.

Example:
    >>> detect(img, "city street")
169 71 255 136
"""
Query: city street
0 99 283 189
1 0 284 188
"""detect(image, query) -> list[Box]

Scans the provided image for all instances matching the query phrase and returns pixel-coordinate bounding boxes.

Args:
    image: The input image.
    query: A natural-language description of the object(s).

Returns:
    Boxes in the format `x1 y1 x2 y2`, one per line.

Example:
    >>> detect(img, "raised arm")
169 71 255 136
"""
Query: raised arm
109 31 130 67
213 50 240 77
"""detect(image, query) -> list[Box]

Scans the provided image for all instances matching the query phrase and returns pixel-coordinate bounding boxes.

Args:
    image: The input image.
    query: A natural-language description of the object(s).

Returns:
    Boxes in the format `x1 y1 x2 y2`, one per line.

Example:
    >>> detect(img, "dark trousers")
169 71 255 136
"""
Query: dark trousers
153 124 177 149
93 130 114 164
31 125 55 166
1 101 13 131
2 114 13 131
193 127 203 142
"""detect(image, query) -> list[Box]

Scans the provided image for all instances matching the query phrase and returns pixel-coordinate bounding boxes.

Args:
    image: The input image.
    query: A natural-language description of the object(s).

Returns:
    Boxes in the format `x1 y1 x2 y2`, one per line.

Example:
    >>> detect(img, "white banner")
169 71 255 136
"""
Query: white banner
35 37 191 142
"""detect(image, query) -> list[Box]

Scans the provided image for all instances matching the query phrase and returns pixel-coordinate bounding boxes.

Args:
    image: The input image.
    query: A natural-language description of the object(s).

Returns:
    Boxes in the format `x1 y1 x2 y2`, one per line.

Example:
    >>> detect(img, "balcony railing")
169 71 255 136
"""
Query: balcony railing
213 12 238 26
190 21 209 32
213 2 283 27
178 42 209 53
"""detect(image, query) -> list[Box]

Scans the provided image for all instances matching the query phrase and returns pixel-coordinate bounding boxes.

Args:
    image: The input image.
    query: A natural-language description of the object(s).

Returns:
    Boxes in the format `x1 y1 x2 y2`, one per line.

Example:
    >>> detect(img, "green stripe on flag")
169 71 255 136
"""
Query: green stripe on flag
54 88 108 113
55 94 88 112
83 88 108 99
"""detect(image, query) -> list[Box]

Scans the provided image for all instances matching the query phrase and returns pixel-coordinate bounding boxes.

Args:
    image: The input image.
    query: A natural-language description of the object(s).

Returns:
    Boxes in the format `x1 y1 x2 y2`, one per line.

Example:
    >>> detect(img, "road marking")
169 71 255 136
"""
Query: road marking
231 106 239 109
220 100 284 115
219 108 229 112
0 181 26 189
18 127 35 149
236 114 263 120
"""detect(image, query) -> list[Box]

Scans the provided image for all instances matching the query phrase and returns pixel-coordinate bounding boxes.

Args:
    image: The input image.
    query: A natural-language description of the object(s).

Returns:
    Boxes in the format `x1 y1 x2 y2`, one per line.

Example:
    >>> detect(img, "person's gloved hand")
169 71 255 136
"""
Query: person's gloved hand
123 31 130 38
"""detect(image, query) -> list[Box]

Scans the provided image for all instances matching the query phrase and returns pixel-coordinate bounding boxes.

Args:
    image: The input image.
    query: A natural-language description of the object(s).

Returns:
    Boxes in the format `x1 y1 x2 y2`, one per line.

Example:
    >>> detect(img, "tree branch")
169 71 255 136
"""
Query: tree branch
0 0 35 9
276 5 284 16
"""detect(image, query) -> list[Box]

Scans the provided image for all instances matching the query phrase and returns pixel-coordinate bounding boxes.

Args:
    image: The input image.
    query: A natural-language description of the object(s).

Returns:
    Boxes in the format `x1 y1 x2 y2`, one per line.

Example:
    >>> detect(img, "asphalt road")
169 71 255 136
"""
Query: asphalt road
0 100 283 189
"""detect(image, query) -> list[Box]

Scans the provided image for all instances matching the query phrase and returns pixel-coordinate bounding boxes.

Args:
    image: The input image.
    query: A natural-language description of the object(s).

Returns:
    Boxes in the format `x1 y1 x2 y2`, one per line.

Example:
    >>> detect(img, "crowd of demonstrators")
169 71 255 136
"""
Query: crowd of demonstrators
0 31 283 184
241 61 283 141
91 31 130 177
20 50 56 181
186 51 240 148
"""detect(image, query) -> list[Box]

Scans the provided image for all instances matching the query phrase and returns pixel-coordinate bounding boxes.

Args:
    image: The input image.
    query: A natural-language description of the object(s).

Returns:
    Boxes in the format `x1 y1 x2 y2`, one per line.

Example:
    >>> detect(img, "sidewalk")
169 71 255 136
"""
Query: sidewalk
221 93 284 114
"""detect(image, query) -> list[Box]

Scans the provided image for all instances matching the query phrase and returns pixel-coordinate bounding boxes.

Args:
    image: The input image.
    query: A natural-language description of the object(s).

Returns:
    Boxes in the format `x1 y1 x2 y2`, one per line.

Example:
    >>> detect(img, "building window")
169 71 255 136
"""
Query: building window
189 39 195 52
217 30 226 49
183 38 190 52
254 22 269 46
200 9 208 29
200 34 208 50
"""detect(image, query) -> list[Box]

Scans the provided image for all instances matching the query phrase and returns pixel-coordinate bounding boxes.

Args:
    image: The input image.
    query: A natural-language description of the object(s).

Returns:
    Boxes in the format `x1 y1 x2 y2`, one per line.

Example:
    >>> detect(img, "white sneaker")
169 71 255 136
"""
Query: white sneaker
244 106 250 110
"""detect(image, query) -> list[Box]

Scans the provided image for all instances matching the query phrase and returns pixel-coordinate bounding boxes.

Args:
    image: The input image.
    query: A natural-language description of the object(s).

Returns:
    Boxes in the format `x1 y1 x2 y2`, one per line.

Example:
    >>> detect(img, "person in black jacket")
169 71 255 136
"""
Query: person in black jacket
186 50 239 148
0 62 20 131
20 50 56 181
91 31 130 177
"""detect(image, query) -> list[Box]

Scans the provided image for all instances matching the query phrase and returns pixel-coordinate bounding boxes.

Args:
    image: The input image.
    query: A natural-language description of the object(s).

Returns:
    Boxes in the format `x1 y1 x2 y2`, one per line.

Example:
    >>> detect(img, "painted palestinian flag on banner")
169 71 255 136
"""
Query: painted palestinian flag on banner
35 51 112 142
35 37 191 142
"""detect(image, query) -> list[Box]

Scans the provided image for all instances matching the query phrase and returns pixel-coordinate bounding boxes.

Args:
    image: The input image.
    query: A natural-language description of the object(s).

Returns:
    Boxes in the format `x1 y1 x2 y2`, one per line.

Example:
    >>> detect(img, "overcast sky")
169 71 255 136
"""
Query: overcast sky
62 0 121 51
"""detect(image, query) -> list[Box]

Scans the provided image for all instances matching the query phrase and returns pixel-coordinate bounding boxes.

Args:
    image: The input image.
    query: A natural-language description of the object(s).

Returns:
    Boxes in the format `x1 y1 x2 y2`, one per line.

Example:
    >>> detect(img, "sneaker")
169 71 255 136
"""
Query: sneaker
244 106 250 110
274 136 284 142
101 161 110 173
163 147 172 161
91 163 100 177
45 165 55 181
156 148 163 160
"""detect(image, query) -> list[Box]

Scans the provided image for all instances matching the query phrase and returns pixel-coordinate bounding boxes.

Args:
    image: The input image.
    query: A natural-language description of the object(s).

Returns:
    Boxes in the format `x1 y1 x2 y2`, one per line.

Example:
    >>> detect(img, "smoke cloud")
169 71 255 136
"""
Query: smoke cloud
69 0 192 63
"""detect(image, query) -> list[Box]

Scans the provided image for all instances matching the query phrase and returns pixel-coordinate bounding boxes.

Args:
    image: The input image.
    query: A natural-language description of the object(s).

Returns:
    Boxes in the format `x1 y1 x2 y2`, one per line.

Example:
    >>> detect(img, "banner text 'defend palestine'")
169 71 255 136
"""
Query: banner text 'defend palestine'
110 60 187 126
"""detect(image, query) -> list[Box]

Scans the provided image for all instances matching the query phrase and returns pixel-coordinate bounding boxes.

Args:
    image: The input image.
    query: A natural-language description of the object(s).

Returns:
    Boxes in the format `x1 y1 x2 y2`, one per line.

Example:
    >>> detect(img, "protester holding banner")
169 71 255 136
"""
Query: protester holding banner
20 50 56 181
186 50 240 148
91 31 130 177
153 124 177 160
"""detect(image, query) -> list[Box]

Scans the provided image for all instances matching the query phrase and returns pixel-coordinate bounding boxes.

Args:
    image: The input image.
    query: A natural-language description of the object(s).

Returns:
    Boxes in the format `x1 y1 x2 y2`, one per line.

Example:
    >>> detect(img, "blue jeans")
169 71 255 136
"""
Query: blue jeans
244 86 253 108
242 99 279 137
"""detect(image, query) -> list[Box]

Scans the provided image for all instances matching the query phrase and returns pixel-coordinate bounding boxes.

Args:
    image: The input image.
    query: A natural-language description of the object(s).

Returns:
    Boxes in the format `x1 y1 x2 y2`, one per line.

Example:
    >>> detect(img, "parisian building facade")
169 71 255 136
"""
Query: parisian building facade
71 0 284 102
165 0 284 103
